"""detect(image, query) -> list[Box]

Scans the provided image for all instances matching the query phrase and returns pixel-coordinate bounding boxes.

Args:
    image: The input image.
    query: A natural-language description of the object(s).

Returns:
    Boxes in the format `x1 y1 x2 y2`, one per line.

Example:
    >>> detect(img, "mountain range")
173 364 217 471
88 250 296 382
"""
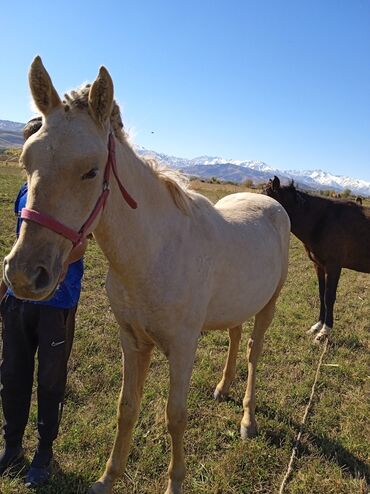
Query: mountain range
137 148 370 196
1 119 369 196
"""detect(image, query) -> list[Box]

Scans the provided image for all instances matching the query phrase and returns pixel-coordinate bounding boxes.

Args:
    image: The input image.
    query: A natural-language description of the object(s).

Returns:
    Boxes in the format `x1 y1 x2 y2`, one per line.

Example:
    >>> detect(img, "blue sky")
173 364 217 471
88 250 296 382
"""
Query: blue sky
2 1 370 180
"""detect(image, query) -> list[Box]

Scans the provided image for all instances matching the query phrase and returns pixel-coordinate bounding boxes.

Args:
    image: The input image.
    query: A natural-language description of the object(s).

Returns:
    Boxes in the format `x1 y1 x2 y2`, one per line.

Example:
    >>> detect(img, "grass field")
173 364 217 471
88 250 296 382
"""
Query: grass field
0 165 369 494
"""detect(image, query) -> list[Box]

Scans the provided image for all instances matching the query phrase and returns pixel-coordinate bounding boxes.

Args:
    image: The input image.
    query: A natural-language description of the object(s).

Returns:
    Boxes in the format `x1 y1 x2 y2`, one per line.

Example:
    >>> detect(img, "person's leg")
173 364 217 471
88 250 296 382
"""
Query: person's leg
36 305 76 453
25 305 76 485
0 296 38 473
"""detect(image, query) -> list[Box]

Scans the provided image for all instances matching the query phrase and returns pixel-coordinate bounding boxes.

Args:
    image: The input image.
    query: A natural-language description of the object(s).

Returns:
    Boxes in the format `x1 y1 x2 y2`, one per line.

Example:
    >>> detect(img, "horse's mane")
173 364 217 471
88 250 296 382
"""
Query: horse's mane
63 84 193 215
282 180 308 205
145 159 193 215
284 180 362 209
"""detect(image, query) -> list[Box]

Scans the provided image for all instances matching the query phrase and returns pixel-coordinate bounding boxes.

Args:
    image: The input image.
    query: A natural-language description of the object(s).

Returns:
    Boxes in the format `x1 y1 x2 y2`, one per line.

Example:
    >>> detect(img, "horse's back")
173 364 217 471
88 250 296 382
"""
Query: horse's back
215 192 290 240
202 192 290 330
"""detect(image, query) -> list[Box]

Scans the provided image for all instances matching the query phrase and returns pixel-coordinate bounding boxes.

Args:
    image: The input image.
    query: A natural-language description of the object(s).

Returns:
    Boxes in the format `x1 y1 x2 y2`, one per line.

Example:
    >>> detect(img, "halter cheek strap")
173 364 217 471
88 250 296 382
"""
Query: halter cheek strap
21 208 82 244
20 133 137 247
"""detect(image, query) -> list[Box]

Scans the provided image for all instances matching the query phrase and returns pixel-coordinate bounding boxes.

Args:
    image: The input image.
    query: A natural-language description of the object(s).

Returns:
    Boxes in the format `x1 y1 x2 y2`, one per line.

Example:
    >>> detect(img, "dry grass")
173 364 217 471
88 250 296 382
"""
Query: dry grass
0 165 369 493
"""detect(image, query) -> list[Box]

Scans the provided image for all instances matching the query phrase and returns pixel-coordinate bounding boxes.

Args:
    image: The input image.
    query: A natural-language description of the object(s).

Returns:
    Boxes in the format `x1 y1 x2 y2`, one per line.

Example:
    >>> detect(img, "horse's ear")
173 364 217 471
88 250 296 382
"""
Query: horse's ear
29 56 62 115
88 66 114 125
272 176 281 190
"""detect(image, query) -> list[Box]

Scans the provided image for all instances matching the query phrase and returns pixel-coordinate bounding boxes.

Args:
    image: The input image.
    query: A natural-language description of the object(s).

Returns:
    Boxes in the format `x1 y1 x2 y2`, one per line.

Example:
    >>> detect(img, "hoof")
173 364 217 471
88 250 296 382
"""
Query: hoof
165 479 183 494
214 387 228 402
307 321 323 335
88 481 111 494
240 422 258 440
314 324 331 344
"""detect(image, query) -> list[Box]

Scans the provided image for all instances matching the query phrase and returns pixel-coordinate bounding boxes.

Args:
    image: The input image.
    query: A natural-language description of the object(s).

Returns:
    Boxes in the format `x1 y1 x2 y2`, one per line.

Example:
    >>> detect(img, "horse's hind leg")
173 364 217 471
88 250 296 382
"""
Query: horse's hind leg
214 325 242 400
241 296 277 439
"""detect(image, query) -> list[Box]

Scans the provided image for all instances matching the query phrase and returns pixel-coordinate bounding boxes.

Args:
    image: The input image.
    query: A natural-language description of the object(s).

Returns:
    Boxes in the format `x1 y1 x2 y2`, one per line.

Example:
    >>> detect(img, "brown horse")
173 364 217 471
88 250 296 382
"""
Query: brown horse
265 176 370 343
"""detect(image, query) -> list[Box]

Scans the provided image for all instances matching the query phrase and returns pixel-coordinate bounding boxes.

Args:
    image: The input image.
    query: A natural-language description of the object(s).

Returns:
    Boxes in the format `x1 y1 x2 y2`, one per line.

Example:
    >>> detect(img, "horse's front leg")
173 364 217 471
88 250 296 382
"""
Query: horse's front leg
89 337 153 494
165 336 198 494
315 266 341 343
307 264 326 334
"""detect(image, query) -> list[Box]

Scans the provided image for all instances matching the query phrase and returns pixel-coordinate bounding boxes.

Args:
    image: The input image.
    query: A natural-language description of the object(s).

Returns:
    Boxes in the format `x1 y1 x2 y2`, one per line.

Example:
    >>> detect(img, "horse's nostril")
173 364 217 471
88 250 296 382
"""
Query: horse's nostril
34 266 50 291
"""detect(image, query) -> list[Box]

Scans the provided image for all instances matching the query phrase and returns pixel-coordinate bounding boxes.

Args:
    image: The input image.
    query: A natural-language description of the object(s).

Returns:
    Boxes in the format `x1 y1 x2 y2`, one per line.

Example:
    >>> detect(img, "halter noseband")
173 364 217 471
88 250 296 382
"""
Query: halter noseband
20 133 137 252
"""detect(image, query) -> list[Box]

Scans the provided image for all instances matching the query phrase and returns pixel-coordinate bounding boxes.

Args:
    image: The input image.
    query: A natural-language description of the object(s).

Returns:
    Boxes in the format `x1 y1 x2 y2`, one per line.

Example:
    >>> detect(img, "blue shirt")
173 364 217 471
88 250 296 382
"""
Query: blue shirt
7 183 84 309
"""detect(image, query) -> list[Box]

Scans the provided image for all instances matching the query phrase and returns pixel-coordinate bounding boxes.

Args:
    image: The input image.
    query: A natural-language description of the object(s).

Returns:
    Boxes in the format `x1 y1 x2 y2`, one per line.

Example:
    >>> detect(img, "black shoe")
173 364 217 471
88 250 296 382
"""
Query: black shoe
0 445 25 475
24 447 53 488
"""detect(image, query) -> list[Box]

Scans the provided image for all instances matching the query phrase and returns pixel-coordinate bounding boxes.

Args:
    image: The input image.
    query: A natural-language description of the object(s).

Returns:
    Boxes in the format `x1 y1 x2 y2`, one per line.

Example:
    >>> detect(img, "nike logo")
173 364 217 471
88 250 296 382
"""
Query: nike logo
51 340 65 347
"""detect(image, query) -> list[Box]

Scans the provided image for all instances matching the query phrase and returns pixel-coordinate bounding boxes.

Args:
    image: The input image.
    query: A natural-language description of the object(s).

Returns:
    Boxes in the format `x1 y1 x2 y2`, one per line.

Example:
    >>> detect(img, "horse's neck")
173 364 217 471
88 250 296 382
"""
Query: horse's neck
288 195 319 245
94 140 184 282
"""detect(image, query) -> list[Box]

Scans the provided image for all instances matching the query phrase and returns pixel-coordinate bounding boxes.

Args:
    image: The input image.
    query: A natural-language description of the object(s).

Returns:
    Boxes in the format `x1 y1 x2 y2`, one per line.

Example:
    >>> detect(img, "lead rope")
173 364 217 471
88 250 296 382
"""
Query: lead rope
278 338 329 494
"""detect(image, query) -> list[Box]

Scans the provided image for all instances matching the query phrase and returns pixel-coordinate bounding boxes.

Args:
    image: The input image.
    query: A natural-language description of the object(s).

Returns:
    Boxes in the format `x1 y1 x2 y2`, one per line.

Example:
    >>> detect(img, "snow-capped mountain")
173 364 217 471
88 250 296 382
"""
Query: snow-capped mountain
137 148 370 196
285 169 370 196
1 119 369 196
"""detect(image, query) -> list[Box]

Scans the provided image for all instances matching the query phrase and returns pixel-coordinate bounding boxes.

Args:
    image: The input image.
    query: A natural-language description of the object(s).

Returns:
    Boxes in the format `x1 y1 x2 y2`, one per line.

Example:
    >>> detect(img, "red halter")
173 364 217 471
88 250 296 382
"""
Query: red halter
21 133 137 250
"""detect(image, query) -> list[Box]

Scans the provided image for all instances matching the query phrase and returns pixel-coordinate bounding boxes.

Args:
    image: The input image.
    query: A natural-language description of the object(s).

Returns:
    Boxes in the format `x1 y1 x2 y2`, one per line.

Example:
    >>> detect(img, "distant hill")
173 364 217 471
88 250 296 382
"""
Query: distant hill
1 119 369 196
0 130 24 148
0 120 24 132
0 120 25 148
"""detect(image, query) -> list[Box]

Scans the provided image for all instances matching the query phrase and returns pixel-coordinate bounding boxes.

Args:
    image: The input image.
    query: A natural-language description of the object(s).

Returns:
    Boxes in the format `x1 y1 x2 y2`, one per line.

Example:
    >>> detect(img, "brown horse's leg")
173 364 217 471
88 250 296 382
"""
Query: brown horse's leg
307 264 326 334
89 341 153 494
165 337 198 494
315 266 341 343
241 296 276 439
214 325 242 400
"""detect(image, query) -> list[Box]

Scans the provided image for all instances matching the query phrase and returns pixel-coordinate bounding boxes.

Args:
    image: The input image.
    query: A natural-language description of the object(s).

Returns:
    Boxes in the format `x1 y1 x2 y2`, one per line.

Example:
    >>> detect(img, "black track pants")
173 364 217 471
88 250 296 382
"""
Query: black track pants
0 295 76 448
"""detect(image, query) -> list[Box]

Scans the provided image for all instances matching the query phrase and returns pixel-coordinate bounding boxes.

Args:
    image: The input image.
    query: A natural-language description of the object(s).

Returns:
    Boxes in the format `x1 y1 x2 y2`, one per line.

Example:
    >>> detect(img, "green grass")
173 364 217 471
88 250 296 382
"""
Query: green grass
0 165 369 493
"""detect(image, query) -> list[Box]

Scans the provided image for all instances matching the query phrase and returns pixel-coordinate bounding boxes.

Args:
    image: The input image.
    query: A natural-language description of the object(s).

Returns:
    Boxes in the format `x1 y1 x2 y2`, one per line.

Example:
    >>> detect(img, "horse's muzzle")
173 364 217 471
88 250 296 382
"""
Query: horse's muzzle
3 253 58 301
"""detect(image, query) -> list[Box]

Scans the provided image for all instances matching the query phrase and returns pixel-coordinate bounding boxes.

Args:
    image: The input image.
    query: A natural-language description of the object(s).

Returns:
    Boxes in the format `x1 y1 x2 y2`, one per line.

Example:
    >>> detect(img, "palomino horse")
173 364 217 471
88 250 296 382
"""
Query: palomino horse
265 176 370 343
4 57 290 494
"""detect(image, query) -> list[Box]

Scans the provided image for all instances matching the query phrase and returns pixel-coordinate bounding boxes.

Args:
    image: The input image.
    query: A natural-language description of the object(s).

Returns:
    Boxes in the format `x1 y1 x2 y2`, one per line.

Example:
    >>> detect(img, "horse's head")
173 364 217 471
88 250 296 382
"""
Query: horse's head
265 176 304 212
3 56 116 300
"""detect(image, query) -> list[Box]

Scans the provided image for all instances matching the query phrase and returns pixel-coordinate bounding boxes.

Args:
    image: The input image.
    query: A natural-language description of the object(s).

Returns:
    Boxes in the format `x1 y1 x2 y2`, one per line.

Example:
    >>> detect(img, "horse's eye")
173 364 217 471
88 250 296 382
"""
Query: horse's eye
82 168 98 180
